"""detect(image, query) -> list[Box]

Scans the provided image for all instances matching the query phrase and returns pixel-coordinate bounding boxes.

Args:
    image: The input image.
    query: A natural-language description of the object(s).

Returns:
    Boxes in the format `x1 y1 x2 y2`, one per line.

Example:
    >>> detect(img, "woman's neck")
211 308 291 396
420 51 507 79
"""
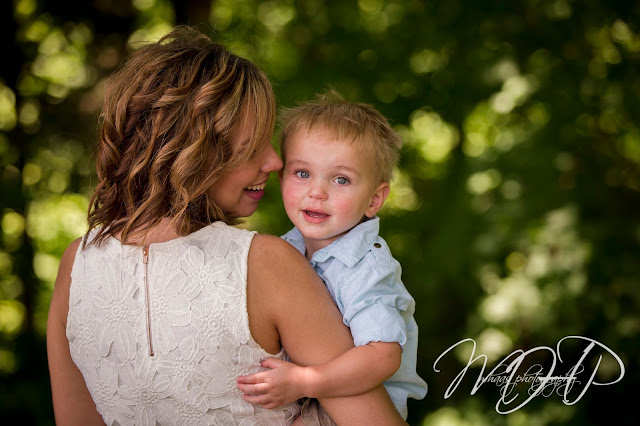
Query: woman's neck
113 217 181 245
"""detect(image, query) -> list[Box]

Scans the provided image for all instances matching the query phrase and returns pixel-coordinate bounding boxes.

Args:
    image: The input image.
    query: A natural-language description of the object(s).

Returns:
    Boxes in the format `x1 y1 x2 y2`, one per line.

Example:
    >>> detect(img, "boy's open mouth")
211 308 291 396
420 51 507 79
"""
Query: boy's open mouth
303 210 329 221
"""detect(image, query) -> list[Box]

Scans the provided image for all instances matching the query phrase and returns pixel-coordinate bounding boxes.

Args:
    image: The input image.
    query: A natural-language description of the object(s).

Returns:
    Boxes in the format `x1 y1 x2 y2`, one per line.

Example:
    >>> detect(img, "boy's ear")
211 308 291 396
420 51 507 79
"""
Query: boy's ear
365 182 390 218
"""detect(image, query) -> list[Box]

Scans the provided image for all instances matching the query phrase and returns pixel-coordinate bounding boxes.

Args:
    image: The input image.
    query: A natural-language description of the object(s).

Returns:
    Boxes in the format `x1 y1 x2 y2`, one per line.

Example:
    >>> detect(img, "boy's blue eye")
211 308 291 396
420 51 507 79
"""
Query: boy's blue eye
295 170 310 178
334 176 349 185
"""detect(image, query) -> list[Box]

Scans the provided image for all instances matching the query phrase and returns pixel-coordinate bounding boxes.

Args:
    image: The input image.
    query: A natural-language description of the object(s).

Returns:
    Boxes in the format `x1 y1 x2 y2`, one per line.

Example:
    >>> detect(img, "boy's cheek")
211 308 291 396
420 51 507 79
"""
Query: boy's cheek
331 198 354 215
280 182 297 207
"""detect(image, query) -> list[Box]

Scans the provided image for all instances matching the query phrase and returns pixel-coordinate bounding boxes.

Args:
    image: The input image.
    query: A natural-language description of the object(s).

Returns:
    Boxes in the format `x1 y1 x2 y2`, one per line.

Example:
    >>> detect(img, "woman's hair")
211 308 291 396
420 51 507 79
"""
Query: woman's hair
86 26 275 246
279 90 401 185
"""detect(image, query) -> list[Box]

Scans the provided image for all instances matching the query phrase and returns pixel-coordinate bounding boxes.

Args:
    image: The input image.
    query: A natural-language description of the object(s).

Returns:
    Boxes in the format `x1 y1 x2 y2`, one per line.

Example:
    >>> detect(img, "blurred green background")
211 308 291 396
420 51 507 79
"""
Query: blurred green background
1 0 638 425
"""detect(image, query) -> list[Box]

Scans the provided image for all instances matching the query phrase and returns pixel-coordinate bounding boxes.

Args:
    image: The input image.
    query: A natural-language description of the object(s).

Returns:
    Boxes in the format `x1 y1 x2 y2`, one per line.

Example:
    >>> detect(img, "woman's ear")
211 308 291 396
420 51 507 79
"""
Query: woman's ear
365 182 390 218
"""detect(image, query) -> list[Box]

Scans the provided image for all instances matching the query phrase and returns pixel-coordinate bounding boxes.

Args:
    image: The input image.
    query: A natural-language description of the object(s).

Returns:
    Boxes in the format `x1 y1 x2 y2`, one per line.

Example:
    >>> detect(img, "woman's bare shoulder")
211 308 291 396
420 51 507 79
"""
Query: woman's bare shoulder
248 233 354 364
249 234 306 269
51 237 82 308
246 234 316 353
250 233 300 253
59 238 82 277
63 237 82 261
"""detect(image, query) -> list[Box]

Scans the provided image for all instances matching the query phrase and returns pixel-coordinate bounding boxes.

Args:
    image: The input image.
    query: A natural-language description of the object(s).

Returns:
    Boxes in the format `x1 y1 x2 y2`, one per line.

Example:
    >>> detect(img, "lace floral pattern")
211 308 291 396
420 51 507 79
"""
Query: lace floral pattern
67 222 300 425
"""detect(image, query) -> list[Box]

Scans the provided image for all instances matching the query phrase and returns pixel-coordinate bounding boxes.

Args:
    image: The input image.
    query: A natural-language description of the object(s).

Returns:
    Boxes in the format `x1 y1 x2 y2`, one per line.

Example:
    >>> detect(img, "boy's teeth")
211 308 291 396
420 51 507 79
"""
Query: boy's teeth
245 183 266 191
306 211 327 218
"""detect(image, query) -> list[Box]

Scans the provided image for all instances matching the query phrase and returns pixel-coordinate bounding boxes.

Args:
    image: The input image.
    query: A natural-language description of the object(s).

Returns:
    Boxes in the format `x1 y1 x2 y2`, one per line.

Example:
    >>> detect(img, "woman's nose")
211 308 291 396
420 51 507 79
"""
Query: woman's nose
262 144 283 173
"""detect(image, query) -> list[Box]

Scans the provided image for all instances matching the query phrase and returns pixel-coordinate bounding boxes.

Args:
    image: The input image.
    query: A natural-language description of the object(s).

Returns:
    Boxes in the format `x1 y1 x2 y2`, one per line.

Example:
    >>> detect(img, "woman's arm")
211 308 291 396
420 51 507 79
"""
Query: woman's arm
47 238 105 426
245 235 406 425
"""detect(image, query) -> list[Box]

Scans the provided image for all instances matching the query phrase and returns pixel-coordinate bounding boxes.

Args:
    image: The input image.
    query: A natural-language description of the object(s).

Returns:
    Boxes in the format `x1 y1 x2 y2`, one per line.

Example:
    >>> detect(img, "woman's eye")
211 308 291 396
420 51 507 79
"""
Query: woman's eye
295 170 310 178
249 141 268 159
334 176 349 185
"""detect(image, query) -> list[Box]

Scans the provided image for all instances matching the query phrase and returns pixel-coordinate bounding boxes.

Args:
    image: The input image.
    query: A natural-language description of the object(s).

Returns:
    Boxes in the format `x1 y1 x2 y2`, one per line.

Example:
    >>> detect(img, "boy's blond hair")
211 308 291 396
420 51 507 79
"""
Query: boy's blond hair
279 90 402 185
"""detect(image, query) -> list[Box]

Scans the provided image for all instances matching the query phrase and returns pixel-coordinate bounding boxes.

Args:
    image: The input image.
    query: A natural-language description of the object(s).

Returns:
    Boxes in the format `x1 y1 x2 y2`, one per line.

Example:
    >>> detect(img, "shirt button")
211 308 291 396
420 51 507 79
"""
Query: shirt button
373 243 381 248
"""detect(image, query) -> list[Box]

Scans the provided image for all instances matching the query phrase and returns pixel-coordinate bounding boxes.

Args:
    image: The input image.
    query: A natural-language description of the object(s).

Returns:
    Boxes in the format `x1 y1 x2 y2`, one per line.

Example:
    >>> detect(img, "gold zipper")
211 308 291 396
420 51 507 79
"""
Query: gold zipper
143 246 154 356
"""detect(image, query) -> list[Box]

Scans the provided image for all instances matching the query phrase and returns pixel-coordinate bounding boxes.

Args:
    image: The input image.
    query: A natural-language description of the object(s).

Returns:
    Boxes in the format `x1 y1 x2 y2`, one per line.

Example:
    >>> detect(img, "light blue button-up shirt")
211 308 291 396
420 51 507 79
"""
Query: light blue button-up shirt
282 217 427 419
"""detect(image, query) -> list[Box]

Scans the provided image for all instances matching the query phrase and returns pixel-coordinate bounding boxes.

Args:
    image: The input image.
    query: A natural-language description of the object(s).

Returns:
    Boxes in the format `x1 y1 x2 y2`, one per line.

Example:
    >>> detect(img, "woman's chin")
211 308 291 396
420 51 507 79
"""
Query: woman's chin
232 205 259 219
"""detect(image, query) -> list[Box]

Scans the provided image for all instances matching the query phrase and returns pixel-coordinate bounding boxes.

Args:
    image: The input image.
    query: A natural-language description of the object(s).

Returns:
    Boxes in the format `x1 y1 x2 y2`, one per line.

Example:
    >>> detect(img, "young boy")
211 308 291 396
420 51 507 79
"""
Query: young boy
237 91 427 422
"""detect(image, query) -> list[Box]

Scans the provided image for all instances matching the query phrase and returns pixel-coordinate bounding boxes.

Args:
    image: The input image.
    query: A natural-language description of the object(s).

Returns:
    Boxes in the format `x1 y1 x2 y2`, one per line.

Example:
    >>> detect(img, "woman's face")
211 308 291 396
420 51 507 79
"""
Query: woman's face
209 121 283 218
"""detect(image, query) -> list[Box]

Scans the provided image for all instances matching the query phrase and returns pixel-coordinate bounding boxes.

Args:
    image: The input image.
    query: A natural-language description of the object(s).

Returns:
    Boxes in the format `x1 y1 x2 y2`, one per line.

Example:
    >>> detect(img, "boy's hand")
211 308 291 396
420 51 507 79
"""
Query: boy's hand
237 357 308 409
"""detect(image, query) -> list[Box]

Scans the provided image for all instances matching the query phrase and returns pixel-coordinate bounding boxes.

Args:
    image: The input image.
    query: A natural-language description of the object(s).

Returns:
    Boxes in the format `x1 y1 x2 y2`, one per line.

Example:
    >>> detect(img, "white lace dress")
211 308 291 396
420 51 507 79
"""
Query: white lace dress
66 222 301 426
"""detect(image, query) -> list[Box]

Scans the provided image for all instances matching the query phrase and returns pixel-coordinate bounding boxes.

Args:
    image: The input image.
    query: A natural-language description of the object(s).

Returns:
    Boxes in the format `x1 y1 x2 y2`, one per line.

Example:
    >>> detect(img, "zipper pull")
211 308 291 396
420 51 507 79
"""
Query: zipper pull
143 246 149 264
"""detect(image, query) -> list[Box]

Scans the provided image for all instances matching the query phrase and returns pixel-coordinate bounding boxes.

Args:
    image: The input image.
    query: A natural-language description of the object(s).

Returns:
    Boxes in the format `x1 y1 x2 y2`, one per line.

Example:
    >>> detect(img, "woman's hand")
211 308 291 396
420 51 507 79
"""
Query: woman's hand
237 357 308 408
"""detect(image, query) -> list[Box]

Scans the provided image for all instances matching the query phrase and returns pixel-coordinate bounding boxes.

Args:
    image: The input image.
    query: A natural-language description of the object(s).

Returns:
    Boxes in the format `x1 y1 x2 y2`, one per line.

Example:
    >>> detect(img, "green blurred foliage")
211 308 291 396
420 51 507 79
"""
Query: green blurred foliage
1 0 638 424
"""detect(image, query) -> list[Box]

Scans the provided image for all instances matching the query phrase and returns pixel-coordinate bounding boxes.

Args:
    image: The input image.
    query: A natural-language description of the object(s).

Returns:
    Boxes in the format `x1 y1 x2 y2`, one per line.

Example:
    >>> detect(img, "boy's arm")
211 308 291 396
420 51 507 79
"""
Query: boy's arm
306 341 401 396
238 261 411 407
237 341 400 406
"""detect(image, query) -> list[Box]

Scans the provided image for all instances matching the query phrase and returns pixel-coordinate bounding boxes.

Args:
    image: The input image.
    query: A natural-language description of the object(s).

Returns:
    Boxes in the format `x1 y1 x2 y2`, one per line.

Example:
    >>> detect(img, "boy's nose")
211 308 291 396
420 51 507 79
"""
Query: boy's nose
308 181 328 200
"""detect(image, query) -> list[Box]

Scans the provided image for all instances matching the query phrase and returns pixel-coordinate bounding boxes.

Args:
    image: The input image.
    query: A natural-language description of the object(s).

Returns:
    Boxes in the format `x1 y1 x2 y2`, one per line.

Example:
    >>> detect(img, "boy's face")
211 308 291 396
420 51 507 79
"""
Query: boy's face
280 126 388 252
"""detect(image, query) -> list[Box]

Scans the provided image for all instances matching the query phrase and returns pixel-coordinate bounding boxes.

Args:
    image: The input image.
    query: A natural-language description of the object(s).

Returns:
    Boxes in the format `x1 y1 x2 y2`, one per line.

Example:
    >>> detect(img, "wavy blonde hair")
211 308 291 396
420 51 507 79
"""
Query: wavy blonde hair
87 26 275 246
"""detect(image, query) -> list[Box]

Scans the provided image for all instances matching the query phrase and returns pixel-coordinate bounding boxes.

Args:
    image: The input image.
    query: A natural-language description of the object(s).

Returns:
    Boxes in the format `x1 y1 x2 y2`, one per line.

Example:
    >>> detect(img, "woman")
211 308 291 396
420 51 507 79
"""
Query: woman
46 26 404 425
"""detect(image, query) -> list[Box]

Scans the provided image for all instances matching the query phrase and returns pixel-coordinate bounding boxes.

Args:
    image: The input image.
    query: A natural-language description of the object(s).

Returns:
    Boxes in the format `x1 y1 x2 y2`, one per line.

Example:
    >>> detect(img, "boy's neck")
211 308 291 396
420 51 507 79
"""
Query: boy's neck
301 216 371 261
303 237 332 261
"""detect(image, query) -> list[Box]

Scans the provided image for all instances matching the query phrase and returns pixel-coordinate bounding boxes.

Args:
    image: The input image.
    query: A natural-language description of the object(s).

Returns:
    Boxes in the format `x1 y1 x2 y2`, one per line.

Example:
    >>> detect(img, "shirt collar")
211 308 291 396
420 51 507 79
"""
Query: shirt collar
281 226 307 255
283 217 380 268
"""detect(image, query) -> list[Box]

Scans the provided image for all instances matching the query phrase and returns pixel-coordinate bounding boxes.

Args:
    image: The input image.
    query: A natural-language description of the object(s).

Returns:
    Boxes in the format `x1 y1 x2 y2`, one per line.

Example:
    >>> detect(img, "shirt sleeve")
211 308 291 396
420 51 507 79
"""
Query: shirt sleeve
340 259 415 348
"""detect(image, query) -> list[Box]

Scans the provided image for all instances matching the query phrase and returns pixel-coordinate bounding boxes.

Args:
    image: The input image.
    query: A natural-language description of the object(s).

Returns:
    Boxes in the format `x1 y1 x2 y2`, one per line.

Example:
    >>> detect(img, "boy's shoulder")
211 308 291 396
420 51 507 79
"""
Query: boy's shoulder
363 234 396 265
324 218 399 269
338 233 414 310
339 232 401 281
